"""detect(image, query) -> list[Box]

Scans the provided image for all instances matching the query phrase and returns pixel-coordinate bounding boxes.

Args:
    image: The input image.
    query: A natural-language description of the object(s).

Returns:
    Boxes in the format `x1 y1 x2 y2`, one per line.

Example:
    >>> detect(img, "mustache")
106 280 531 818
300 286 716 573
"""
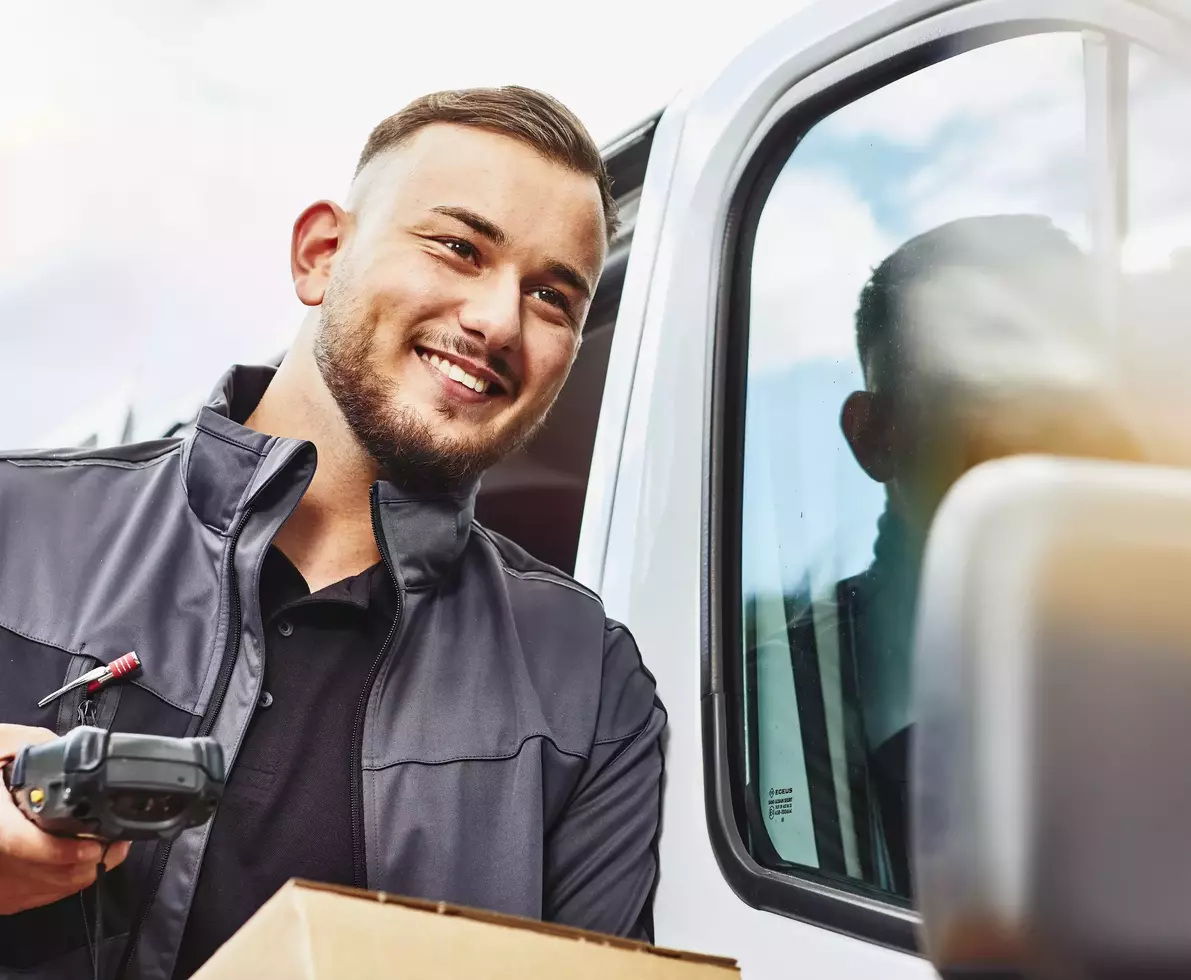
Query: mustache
417 331 518 393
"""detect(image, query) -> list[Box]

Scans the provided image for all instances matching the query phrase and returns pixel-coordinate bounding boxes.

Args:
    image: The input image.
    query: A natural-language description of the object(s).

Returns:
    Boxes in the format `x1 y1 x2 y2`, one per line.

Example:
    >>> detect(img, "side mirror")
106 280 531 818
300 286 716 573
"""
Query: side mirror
912 456 1191 978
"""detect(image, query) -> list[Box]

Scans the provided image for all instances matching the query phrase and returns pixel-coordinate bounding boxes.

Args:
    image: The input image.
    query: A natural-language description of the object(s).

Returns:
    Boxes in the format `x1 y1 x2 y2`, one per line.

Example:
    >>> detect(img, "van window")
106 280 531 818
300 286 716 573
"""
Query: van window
734 30 1189 905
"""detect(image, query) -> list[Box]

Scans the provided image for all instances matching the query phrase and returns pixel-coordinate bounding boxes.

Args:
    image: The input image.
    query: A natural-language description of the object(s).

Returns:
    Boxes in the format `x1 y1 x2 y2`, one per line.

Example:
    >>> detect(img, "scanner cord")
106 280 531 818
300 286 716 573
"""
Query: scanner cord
81 842 112 980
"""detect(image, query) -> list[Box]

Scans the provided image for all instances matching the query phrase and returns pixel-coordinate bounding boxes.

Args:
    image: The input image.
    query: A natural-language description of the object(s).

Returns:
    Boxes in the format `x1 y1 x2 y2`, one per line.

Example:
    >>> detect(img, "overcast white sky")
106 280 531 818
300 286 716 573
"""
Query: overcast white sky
0 0 803 447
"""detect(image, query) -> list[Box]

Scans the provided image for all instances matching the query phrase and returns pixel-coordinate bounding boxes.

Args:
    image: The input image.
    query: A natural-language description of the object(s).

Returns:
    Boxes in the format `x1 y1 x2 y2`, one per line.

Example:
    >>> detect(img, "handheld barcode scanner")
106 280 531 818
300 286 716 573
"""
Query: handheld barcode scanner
3 726 225 841
2 728 225 980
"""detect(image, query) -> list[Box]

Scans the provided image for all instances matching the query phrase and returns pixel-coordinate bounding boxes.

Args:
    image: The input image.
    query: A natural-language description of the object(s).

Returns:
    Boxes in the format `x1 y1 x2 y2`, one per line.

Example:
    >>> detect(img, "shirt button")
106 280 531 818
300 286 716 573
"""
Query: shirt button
277 620 294 637
258 690 274 709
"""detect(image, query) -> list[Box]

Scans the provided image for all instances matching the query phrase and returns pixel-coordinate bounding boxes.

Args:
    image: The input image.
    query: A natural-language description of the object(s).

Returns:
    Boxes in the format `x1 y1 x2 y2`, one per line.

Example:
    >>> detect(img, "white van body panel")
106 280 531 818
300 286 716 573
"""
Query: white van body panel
576 0 957 975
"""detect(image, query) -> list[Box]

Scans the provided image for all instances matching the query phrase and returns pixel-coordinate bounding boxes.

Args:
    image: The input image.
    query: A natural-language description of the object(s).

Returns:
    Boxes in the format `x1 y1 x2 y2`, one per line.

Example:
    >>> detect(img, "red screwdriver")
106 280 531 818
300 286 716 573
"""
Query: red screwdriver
37 652 142 708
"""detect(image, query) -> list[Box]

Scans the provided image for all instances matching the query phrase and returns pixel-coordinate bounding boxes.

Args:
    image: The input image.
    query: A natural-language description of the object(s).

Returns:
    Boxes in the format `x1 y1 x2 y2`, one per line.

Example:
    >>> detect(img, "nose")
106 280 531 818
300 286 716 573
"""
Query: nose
458 271 523 353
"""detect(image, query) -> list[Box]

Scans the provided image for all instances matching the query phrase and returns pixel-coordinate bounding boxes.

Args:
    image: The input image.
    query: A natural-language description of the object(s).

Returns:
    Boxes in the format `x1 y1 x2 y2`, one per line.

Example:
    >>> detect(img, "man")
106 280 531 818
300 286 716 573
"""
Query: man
779 214 1139 897
0 86 665 979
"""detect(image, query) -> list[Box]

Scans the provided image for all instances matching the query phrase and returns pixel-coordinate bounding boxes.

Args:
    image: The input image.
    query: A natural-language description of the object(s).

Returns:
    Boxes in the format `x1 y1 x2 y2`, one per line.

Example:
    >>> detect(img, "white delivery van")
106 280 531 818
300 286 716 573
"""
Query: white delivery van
521 0 1188 976
76 0 1191 975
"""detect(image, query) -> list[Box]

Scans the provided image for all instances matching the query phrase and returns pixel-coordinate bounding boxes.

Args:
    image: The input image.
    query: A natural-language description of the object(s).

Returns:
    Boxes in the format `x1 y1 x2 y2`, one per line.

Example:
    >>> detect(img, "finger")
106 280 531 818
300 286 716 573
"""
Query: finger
5 824 102 866
103 840 132 869
11 858 98 894
37 841 132 883
0 798 102 867
48 860 96 892
68 861 99 891
0 725 58 759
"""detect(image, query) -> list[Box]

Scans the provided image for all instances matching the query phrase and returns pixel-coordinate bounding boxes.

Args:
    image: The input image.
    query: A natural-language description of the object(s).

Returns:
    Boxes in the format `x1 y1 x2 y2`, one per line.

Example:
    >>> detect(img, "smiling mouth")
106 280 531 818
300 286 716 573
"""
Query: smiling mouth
416 347 506 397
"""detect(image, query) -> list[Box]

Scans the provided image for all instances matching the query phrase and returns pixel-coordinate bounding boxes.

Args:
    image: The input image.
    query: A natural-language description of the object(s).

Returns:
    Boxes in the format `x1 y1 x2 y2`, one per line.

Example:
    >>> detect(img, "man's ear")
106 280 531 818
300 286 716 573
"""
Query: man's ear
841 390 896 483
291 201 349 307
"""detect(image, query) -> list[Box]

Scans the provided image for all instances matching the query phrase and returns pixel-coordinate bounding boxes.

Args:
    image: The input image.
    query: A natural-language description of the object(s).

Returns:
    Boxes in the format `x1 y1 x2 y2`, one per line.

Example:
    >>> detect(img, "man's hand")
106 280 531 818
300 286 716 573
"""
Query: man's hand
0 724 131 915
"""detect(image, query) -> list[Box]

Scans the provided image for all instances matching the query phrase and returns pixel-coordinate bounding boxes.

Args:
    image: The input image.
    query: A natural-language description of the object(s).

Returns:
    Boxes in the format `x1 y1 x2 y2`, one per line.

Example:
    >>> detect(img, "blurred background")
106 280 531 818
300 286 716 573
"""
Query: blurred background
0 0 800 449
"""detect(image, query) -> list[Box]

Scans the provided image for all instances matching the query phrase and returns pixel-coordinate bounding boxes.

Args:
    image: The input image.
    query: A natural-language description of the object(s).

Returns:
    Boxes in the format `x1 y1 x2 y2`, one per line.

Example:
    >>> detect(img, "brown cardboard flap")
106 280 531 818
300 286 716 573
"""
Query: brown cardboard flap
192 879 740 979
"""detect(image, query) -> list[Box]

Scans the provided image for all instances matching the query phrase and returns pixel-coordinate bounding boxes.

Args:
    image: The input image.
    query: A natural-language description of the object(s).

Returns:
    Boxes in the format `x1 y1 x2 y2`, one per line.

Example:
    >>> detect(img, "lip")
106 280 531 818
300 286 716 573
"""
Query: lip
416 350 507 406
416 345 513 396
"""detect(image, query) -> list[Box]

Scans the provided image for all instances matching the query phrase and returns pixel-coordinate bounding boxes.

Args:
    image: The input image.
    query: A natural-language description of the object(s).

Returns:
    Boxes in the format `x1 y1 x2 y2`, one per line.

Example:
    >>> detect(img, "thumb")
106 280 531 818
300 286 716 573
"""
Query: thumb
0 724 58 757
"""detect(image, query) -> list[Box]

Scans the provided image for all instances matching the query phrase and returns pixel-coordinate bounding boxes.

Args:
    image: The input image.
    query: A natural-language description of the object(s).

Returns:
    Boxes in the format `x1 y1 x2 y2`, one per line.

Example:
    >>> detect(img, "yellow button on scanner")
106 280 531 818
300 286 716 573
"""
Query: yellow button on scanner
29 788 45 810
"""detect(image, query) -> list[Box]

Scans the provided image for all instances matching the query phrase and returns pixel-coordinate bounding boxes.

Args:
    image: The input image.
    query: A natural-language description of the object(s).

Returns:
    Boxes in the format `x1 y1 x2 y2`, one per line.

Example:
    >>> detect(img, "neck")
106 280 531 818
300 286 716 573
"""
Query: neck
245 331 382 592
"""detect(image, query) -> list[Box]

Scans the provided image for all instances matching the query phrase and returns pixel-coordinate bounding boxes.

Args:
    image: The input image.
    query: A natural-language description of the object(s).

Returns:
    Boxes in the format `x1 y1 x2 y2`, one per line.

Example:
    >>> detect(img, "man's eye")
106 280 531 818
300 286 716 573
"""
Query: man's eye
438 239 478 263
531 286 571 314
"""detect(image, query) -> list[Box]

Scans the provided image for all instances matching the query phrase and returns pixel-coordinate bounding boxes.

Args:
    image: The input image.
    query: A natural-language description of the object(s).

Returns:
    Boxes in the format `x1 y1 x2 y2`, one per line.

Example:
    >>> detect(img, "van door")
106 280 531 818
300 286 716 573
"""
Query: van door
577 0 1191 976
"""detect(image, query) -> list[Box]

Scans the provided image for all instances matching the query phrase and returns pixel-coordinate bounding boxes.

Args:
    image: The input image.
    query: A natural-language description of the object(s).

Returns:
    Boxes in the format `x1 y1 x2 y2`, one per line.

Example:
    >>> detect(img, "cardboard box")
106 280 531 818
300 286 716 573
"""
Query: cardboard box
191 880 740 979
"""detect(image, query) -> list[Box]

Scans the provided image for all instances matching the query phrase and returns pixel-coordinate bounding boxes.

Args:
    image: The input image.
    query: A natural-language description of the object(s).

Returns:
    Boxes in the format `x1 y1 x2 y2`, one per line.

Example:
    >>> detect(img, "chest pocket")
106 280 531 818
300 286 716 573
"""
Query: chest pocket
0 623 87 731
0 623 126 734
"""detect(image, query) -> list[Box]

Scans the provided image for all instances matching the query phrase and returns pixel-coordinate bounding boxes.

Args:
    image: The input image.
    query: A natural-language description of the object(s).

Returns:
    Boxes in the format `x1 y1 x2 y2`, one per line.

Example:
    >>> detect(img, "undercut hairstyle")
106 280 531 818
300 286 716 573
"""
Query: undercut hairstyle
354 85 619 241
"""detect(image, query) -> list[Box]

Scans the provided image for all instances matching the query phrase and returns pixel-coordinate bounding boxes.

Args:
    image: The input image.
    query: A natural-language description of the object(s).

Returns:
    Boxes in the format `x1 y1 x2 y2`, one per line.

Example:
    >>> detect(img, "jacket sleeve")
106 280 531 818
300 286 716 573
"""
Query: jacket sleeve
543 621 666 941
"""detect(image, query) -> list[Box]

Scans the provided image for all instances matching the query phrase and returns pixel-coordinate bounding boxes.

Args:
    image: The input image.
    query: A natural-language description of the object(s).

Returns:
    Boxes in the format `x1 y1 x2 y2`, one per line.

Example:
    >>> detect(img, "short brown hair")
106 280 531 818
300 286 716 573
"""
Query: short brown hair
354 85 618 241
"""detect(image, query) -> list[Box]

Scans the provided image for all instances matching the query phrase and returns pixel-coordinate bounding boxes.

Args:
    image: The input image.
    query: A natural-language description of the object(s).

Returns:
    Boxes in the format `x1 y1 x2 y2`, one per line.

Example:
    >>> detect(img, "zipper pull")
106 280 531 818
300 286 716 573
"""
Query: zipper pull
77 697 98 728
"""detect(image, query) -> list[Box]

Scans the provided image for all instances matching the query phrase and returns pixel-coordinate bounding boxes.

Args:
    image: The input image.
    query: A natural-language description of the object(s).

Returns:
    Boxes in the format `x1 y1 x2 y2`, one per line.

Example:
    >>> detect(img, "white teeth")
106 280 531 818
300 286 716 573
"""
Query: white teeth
422 350 492 394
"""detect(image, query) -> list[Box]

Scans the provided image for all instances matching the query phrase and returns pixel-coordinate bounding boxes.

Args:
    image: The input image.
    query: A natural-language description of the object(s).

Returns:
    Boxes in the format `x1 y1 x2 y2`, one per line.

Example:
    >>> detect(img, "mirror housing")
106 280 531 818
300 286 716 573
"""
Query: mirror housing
913 456 1191 978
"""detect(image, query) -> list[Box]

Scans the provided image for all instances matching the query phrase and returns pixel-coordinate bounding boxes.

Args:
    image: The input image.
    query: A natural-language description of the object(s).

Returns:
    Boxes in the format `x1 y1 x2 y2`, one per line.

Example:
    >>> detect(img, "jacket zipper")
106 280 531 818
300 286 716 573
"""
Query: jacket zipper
114 506 252 980
351 485 404 888
59 654 115 733
195 507 250 739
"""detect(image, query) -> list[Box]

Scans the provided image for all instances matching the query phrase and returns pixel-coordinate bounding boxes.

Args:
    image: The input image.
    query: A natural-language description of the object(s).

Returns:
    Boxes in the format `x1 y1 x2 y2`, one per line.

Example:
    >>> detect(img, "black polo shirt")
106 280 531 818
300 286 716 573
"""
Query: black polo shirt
173 547 397 978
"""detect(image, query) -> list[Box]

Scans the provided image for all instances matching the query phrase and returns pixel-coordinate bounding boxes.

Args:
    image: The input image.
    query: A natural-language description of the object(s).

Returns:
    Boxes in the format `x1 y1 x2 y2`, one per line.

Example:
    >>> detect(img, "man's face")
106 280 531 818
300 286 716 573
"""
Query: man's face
312 124 607 489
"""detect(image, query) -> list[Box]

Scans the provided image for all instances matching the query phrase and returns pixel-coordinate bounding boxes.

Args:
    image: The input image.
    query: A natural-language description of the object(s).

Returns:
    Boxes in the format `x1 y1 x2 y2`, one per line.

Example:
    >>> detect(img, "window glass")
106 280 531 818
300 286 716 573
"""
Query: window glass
737 30 1189 904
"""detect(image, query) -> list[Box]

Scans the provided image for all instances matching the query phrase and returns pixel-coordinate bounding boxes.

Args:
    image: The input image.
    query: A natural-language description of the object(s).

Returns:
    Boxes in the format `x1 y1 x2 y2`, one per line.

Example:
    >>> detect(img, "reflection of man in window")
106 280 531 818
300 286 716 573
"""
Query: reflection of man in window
827 214 1137 896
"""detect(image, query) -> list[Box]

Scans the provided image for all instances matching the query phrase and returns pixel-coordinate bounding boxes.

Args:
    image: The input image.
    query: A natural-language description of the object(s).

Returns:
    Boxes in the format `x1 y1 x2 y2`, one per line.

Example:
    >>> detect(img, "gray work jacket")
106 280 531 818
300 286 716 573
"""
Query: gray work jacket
0 365 665 979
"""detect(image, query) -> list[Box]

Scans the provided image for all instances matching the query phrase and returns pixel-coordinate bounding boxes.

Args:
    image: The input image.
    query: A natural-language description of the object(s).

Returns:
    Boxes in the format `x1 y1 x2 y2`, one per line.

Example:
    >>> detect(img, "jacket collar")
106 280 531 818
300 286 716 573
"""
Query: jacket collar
183 364 477 590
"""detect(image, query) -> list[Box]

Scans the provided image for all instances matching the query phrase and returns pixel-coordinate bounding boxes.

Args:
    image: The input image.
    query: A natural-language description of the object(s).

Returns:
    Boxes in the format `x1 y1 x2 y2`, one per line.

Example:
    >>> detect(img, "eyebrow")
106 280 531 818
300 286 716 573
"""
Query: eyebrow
430 205 593 301
546 261 593 301
431 206 508 247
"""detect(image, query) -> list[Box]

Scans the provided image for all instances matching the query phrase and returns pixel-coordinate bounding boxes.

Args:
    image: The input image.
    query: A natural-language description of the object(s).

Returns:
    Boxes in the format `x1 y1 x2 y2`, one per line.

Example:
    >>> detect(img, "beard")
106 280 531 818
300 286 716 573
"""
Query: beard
312 278 550 494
